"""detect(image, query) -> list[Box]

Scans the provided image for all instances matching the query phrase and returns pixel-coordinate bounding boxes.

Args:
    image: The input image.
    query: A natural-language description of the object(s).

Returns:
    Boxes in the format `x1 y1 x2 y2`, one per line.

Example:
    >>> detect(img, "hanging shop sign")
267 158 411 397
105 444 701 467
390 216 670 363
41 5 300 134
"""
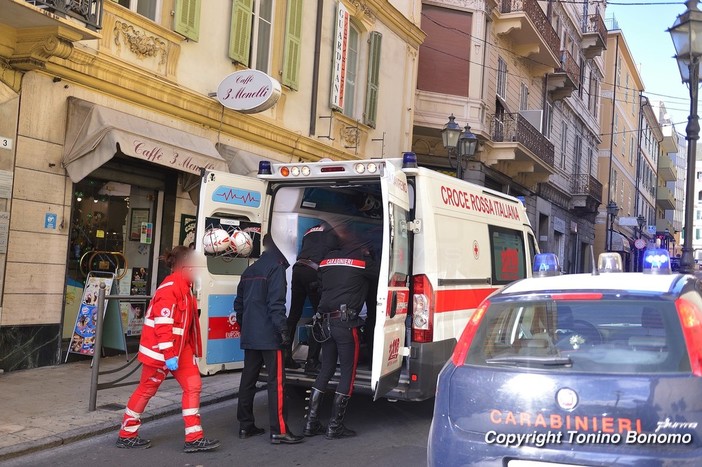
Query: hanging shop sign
330 1 350 110
216 70 281 113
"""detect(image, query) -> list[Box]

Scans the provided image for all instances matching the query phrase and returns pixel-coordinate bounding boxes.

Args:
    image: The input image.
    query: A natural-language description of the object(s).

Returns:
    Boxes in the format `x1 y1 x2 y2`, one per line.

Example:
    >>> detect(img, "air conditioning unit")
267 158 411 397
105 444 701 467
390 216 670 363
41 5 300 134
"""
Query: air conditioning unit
519 110 543 133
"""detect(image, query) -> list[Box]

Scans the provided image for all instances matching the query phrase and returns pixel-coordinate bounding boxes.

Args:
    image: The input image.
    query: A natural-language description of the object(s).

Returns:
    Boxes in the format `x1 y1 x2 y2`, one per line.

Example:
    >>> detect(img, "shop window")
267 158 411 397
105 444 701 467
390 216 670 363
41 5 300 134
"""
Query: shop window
117 0 161 22
229 0 274 73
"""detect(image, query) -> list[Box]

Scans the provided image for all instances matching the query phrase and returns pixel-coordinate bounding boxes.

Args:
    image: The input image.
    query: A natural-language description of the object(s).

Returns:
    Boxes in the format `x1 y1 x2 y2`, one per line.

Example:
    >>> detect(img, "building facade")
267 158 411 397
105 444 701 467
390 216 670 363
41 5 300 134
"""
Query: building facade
652 102 680 255
0 0 424 370
595 27 645 267
411 0 607 273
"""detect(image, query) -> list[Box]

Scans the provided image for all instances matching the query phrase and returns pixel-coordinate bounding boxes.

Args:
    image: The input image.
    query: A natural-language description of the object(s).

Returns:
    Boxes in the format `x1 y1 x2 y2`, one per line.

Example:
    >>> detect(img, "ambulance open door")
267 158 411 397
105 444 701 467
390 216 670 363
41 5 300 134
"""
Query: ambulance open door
371 164 411 400
194 170 268 375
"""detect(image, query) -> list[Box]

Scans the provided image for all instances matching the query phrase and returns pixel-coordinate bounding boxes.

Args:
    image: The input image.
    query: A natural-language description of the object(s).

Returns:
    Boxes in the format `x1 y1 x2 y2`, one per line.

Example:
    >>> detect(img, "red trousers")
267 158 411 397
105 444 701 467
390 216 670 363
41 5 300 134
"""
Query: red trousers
119 344 203 442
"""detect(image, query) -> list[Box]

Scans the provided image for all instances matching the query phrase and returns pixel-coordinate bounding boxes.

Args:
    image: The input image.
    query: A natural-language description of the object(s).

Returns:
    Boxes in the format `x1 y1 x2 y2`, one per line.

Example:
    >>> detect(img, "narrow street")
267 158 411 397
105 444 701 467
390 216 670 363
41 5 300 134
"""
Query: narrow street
5 390 434 467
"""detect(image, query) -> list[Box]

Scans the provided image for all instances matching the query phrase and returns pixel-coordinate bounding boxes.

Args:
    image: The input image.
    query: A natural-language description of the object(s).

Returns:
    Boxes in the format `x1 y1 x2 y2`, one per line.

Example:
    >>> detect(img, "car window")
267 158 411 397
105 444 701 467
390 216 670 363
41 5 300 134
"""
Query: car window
465 299 690 374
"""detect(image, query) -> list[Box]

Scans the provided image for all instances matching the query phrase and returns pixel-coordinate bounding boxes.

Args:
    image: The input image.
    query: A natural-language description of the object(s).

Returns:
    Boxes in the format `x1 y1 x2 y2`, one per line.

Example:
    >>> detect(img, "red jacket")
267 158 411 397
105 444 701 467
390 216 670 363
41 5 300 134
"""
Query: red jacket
138 271 202 368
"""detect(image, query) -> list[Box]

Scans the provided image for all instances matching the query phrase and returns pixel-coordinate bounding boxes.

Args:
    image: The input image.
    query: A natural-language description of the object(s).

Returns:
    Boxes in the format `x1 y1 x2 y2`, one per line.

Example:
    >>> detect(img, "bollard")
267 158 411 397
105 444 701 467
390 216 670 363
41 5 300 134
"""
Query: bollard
88 282 107 412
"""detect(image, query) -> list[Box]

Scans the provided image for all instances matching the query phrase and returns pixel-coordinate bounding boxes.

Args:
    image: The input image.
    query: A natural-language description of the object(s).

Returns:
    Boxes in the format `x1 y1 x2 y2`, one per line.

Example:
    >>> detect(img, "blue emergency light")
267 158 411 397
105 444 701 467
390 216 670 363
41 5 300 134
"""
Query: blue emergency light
402 152 418 169
258 161 272 175
643 249 672 275
533 253 560 277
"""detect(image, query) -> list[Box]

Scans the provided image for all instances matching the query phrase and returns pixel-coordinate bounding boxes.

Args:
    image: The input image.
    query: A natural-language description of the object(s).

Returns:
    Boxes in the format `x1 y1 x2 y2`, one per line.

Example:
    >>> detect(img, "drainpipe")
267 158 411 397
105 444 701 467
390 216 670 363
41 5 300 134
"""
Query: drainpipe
606 35 620 250
309 0 324 137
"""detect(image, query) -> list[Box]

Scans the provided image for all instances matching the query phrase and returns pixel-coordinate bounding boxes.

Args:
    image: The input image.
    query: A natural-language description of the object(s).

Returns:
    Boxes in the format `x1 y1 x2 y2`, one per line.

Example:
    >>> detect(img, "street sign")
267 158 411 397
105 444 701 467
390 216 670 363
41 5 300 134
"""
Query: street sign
635 238 646 250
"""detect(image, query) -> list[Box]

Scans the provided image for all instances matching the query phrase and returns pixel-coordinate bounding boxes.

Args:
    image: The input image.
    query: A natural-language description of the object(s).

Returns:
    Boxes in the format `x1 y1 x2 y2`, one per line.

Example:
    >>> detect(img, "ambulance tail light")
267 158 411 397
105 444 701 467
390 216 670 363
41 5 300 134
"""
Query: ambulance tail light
675 298 702 376
412 275 434 343
451 300 490 367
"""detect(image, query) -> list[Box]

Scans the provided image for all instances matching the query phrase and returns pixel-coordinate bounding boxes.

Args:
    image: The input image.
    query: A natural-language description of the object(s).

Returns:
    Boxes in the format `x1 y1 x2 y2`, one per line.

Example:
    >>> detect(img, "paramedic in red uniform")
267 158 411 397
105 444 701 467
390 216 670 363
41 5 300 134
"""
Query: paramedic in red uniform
235 234 304 444
117 246 219 453
285 221 337 372
303 237 378 439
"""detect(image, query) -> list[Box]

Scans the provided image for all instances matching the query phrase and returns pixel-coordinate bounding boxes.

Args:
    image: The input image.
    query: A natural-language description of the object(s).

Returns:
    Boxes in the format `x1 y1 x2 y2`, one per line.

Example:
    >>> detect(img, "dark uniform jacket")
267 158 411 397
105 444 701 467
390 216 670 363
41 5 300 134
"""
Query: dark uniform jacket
234 240 290 350
297 222 337 264
318 246 379 327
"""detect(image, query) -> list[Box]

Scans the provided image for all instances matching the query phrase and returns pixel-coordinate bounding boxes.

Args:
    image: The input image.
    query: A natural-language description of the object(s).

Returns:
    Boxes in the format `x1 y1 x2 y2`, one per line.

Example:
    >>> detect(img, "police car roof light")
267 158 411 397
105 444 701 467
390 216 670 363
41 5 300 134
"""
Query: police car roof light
533 253 560 277
258 161 272 175
402 152 418 169
597 253 623 273
643 248 672 275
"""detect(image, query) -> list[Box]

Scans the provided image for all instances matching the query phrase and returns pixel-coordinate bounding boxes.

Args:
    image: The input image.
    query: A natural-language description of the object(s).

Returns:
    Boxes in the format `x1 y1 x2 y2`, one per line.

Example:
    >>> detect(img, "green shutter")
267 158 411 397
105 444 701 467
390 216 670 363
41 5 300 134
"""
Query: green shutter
229 0 254 65
174 0 201 42
282 0 303 90
364 32 382 128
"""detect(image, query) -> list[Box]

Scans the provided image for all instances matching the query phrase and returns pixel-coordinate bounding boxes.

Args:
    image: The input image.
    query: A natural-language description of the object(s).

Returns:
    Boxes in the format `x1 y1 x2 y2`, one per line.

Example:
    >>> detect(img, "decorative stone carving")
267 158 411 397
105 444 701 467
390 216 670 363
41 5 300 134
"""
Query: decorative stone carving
349 0 376 24
113 21 167 65
341 125 361 148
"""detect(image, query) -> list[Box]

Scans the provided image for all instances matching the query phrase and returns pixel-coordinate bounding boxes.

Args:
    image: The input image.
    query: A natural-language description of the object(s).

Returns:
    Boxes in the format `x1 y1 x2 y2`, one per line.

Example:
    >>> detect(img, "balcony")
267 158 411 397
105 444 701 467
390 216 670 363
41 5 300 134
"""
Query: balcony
582 9 607 59
494 0 561 73
658 155 677 182
548 49 581 101
483 112 555 189
0 0 102 69
656 185 676 210
656 218 675 235
571 174 603 214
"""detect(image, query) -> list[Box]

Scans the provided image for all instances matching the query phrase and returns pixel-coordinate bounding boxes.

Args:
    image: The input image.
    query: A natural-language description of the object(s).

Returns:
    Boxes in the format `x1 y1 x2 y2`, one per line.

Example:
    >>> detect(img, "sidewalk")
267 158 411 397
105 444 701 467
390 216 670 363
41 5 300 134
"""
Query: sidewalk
0 356 241 462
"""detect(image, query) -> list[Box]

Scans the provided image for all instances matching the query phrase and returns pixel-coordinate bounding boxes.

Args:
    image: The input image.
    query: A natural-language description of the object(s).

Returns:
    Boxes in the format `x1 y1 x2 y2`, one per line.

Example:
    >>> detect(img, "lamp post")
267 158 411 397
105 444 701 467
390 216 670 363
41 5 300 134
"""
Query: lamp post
606 201 619 252
669 0 702 274
441 114 478 179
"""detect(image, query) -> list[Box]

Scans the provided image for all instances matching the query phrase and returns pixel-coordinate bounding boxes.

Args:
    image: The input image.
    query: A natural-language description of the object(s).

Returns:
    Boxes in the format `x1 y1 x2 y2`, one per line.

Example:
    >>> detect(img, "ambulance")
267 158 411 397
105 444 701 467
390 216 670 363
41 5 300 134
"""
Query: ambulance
193 153 538 401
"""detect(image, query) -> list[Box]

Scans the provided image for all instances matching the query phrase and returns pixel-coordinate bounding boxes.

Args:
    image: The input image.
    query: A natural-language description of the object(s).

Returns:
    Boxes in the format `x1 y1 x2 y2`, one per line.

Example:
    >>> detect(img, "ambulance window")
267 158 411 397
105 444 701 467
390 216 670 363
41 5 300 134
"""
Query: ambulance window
489 226 526 285
388 203 409 287
203 216 262 276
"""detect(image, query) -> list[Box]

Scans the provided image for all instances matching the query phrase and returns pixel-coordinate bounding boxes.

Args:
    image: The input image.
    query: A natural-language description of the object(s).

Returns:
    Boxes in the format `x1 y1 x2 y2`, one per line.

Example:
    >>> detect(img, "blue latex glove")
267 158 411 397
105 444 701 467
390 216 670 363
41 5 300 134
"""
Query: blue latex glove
165 357 179 371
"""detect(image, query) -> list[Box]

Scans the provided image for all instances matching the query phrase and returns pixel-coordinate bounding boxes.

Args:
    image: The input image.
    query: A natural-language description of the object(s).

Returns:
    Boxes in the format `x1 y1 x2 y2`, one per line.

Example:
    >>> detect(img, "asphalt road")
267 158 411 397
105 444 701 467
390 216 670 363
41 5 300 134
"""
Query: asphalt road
6 388 434 467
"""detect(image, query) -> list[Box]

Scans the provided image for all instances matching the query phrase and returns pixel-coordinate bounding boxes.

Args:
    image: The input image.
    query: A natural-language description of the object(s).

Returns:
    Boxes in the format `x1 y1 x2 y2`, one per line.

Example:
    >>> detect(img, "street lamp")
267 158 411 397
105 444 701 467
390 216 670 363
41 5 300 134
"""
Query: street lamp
606 201 619 252
441 114 478 179
669 0 702 273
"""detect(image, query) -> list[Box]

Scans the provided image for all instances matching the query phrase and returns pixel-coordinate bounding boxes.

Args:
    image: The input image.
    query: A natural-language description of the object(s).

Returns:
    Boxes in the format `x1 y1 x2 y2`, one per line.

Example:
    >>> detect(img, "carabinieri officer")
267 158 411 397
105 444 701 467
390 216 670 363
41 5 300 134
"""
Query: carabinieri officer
303 238 378 439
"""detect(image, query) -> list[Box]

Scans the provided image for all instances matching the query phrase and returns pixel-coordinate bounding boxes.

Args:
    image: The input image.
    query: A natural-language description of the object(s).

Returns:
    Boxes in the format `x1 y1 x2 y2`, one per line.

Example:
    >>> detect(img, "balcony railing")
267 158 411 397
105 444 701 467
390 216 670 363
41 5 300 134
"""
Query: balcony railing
557 49 581 89
490 113 555 168
25 0 104 30
500 0 561 60
572 174 603 204
583 9 607 47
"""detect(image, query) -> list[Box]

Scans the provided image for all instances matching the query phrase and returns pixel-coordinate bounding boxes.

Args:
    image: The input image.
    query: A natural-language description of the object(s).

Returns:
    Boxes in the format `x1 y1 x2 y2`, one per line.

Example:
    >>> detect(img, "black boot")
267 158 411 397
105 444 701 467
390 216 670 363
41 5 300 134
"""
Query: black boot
325 393 356 439
303 388 326 437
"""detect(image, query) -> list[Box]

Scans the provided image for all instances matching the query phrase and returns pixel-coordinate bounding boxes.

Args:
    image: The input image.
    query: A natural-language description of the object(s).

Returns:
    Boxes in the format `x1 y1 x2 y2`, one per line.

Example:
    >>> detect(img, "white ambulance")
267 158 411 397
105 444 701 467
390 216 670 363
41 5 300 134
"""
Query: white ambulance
193 154 537 401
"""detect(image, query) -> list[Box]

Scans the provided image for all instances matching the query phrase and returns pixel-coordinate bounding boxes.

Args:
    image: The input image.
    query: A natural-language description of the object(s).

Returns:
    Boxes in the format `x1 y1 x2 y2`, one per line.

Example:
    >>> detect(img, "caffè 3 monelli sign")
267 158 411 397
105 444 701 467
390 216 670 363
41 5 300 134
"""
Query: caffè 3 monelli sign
216 70 282 114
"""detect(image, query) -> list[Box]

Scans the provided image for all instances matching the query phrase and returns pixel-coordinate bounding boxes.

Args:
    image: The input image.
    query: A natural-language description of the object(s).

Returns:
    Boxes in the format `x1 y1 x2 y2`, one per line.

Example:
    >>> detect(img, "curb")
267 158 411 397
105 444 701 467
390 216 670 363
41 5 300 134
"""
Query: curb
0 388 239 463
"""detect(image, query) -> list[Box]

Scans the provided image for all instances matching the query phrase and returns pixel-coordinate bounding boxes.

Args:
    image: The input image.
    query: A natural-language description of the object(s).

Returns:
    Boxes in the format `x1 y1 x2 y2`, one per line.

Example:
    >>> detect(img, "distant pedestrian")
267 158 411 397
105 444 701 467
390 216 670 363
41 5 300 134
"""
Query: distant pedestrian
117 246 219 453
235 234 304 445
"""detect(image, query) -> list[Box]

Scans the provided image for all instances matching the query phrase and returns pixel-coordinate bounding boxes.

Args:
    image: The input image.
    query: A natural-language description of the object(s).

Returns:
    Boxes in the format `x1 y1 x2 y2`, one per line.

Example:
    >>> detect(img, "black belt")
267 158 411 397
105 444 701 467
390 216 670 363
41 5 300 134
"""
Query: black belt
296 259 319 270
322 311 344 319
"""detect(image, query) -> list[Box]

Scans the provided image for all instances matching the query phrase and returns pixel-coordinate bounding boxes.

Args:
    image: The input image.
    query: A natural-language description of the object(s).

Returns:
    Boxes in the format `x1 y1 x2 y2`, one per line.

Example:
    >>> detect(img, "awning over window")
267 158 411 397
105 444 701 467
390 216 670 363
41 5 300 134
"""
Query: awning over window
62 97 227 183
610 231 631 254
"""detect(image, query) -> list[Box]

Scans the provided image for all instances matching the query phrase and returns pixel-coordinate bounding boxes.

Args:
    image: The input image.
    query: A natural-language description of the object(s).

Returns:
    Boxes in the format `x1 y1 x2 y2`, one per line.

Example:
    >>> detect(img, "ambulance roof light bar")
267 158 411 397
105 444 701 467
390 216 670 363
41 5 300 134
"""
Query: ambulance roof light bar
258 159 386 179
643 249 672 275
533 253 560 277
597 253 623 273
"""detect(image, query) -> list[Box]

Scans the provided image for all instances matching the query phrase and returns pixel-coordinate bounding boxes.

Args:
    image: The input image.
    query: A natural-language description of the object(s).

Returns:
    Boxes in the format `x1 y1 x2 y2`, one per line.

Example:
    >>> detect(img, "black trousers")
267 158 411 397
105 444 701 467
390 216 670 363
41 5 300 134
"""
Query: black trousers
287 264 321 360
237 349 289 434
312 323 360 396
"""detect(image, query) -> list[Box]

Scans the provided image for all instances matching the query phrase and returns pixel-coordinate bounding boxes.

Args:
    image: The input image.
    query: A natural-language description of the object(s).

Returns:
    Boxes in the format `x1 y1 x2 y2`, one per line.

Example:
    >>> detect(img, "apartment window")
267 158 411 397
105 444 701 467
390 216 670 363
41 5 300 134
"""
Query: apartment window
574 133 583 173
698 190 702 202
229 0 274 73
343 24 361 117
497 57 508 100
696 229 702 241
629 136 636 165
697 210 702 220
612 169 618 198
578 58 585 99
117 0 161 21
544 101 553 138
560 122 568 168
520 83 529 110
174 0 201 41
697 171 702 180
613 113 618 145
616 59 622 86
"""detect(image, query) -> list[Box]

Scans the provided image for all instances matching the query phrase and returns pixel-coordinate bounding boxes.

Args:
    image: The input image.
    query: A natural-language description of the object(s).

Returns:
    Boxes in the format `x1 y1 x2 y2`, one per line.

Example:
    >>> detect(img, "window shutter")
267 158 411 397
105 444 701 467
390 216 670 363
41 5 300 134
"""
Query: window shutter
229 0 254 65
363 31 382 128
174 0 201 42
282 0 303 90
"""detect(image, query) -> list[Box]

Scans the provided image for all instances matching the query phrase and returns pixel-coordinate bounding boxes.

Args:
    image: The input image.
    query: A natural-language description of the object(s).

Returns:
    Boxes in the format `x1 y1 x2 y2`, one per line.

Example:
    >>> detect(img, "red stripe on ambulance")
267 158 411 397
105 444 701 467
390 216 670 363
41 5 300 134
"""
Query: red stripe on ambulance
434 287 496 313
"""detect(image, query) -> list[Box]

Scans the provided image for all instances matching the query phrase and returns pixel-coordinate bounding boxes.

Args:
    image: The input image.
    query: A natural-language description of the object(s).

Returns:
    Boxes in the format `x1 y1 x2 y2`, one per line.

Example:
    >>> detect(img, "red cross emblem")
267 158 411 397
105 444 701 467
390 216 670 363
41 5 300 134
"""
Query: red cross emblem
472 241 480 259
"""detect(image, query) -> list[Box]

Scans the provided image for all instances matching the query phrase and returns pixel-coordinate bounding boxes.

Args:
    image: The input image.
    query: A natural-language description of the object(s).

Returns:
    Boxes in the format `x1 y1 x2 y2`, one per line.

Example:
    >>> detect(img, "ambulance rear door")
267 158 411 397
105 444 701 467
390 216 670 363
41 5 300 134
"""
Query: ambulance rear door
372 163 411 400
195 170 268 375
